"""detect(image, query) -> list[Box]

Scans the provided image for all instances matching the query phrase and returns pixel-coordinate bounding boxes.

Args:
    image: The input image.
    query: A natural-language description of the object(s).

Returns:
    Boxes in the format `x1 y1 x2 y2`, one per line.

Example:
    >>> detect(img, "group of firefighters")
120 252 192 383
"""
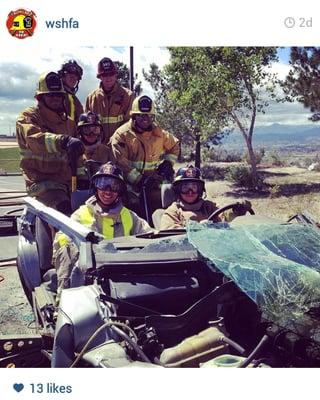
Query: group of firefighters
15 57 252 297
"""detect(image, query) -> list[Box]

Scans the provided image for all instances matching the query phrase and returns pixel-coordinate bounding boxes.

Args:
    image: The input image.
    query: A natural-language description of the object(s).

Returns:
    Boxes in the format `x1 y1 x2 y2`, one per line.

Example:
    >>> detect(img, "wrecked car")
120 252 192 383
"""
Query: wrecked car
1 196 320 368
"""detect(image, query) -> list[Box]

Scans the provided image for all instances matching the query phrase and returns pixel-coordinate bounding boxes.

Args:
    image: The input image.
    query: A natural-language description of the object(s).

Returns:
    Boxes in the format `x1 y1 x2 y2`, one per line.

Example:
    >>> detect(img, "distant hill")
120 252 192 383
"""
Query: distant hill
223 123 320 147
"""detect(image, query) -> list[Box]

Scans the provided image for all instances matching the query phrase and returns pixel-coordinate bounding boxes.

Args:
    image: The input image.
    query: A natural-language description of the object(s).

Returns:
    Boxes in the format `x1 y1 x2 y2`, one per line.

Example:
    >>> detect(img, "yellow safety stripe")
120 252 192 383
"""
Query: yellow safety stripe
19 149 68 162
163 154 177 163
76 166 86 177
102 217 114 239
44 133 59 153
100 115 124 124
57 232 70 247
68 94 75 121
127 168 141 184
78 205 133 239
79 205 94 226
120 207 133 236
130 160 158 171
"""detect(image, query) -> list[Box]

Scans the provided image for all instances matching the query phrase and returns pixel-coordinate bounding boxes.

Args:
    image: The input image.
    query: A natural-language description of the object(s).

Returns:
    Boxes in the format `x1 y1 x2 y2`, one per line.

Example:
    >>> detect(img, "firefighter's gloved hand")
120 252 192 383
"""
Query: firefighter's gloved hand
155 160 174 181
138 174 161 190
60 136 85 166
232 200 252 216
60 136 85 156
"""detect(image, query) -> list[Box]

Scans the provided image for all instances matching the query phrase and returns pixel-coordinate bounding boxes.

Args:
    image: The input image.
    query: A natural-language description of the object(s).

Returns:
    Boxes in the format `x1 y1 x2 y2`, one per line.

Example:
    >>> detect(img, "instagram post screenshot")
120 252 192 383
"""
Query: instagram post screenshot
0 0 320 398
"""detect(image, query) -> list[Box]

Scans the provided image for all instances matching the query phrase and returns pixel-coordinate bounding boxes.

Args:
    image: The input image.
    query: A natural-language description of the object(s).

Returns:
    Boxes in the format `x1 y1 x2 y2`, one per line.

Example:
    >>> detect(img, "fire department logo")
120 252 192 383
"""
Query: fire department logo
102 163 115 175
6 9 37 39
185 167 197 177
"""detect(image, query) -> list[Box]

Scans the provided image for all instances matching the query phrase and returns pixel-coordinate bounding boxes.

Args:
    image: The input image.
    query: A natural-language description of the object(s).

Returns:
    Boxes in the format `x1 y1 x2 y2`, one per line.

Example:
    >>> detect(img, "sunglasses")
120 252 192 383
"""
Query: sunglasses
82 125 101 136
179 182 201 194
95 176 121 193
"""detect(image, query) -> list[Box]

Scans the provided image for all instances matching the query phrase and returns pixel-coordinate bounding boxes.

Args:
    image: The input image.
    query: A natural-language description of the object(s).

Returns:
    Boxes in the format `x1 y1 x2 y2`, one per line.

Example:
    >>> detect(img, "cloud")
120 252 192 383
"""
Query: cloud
0 47 315 135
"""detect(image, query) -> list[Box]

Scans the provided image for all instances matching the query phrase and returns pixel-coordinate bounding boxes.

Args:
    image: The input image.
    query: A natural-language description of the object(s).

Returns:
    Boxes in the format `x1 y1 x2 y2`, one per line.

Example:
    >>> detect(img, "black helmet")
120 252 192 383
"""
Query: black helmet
173 165 205 196
78 111 102 128
77 112 104 145
97 57 117 78
91 162 125 194
58 60 83 80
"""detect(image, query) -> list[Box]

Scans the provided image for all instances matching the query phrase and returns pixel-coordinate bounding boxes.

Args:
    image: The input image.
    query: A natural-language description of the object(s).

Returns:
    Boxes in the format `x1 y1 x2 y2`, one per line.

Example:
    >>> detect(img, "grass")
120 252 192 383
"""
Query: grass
0 147 20 173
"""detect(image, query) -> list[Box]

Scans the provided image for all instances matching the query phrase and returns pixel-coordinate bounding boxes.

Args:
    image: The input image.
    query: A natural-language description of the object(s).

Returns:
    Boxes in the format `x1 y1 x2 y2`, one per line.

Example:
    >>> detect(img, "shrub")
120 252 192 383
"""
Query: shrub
201 163 226 180
269 150 284 166
243 148 265 165
226 164 264 189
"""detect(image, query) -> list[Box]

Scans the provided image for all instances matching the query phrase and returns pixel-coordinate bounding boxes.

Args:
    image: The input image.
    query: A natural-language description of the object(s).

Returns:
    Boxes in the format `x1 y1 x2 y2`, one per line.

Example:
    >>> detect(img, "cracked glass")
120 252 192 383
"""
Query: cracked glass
187 222 320 342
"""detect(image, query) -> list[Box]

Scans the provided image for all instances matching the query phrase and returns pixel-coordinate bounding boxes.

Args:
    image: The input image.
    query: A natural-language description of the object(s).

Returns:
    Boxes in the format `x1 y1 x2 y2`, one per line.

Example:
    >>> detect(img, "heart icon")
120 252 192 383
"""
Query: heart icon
13 383 24 393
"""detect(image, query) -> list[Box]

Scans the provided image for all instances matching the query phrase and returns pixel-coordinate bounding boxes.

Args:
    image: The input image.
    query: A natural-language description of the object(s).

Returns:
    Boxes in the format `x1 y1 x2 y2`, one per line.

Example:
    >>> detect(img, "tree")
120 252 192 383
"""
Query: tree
146 47 280 186
284 47 320 121
115 61 142 96
143 63 225 166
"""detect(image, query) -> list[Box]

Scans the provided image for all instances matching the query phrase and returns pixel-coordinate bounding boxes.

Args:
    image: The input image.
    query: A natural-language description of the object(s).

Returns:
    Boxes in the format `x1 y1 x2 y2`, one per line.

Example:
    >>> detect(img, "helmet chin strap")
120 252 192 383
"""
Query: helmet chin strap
64 81 79 95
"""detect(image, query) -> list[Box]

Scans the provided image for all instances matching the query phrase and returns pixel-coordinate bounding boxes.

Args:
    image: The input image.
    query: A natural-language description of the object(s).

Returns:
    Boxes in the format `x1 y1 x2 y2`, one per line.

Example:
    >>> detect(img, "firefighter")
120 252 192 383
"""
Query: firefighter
16 71 85 214
110 95 179 221
53 162 152 296
160 165 252 230
76 111 112 189
58 60 84 124
85 57 135 143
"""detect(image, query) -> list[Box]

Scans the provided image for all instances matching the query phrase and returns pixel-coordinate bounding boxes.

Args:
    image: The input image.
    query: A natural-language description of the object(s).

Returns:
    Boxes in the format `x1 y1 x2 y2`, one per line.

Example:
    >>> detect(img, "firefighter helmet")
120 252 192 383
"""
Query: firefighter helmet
35 72 65 98
77 111 102 128
97 57 117 78
130 95 155 116
91 162 125 193
58 60 83 80
173 165 205 196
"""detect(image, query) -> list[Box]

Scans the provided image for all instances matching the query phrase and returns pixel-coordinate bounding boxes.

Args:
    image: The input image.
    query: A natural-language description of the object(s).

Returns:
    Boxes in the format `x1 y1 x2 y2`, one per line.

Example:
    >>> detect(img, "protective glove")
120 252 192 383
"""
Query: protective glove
138 173 162 190
155 160 174 181
60 136 85 169
232 200 252 216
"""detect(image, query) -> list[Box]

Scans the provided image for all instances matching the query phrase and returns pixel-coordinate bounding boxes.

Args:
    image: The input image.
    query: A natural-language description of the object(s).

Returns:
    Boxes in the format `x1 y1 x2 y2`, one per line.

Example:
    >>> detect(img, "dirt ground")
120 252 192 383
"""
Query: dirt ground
0 262 34 335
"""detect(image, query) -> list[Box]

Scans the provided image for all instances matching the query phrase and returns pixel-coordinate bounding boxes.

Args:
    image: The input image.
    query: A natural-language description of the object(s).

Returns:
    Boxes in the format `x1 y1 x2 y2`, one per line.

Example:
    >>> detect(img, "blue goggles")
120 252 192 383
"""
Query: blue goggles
94 177 122 193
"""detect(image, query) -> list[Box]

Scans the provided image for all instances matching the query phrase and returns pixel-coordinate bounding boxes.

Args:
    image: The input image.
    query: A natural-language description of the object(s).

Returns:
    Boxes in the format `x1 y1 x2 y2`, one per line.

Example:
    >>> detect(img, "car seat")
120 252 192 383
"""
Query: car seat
152 183 176 229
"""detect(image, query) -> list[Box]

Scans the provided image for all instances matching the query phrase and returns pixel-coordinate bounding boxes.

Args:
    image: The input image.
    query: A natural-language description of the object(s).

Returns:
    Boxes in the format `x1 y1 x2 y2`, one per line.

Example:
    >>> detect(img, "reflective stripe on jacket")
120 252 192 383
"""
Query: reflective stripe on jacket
16 104 77 186
110 120 180 187
66 93 84 123
77 204 133 239
85 83 134 143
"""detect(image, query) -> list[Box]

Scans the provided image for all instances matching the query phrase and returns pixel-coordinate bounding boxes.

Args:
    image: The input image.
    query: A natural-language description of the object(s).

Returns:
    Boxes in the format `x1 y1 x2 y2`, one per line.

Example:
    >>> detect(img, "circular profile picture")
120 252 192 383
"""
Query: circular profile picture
6 8 37 39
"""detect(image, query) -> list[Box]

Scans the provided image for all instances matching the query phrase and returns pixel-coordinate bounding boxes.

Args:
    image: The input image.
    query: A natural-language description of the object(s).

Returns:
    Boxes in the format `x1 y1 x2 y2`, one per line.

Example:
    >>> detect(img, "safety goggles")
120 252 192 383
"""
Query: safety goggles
179 181 202 194
82 125 101 136
94 176 122 193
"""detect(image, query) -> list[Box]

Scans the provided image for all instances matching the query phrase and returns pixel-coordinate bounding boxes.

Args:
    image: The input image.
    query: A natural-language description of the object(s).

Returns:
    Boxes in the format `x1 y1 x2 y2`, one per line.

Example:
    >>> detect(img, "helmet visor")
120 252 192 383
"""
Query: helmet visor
94 176 122 193
179 181 202 194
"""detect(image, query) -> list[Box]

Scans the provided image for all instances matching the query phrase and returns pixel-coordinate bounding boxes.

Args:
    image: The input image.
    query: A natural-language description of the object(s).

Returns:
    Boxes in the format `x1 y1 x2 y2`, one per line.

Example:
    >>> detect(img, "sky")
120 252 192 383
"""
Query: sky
0 46 314 135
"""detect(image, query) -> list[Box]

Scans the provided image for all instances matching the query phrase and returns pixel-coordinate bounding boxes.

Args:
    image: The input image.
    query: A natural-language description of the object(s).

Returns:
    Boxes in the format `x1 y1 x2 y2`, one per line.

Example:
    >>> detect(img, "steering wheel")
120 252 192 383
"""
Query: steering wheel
207 202 255 221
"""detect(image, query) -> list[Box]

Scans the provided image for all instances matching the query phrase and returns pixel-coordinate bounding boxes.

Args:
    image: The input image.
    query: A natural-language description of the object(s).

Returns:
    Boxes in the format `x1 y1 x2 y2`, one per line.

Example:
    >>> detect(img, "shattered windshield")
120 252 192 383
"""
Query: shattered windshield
187 222 320 342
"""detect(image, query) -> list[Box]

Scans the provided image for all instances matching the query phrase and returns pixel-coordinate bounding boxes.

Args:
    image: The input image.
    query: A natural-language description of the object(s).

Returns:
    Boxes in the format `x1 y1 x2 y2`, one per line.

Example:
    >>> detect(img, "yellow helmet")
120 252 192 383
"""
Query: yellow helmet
35 72 66 99
130 95 155 116
10 15 26 30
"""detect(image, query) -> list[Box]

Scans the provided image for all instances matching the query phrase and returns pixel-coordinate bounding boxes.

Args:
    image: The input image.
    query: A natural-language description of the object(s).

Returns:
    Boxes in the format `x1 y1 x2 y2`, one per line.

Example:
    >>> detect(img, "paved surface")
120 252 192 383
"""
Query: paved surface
0 175 33 336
